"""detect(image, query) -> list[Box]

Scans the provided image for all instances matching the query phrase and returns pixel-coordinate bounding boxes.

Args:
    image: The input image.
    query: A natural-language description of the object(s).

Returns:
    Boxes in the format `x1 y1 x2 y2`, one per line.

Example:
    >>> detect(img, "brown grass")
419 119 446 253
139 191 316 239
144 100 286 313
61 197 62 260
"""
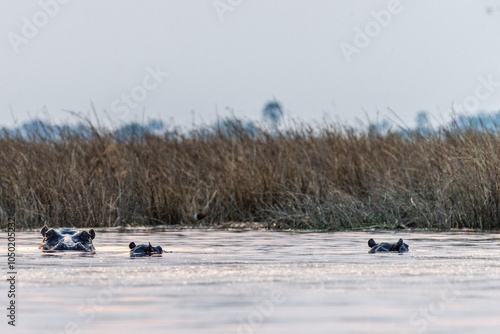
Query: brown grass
2 118 500 231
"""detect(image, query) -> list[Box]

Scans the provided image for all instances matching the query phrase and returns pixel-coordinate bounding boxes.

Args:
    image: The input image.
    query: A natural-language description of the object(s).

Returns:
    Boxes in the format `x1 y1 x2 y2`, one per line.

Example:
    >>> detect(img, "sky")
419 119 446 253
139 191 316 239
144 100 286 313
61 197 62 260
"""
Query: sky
1 0 500 129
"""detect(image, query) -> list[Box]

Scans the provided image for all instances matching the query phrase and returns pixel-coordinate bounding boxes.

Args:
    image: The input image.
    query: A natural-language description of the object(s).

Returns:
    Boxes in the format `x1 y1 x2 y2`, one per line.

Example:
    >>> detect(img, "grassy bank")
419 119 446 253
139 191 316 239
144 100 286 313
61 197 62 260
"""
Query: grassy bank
2 118 500 231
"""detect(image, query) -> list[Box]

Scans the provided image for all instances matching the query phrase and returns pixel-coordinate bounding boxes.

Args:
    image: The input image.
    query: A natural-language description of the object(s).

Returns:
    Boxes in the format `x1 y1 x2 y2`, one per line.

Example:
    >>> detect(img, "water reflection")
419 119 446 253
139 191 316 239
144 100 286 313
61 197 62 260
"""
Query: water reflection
40 251 96 258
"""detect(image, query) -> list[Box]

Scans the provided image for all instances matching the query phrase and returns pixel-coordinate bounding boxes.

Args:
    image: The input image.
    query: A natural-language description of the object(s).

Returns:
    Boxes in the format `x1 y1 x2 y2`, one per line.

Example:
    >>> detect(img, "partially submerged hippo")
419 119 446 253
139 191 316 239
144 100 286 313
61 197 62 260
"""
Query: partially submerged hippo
39 225 96 252
129 242 163 257
368 238 409 253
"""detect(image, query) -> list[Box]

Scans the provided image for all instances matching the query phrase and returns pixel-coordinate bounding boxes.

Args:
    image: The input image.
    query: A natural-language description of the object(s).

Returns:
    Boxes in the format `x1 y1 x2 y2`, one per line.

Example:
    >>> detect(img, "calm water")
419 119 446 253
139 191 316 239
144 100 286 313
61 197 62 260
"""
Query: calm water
1 229 500 334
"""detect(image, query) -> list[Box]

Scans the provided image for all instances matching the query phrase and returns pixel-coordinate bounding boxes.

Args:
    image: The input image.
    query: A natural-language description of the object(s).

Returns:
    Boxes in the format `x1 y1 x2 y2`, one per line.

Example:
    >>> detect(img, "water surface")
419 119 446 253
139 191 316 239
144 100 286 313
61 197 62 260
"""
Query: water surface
1 230 500 334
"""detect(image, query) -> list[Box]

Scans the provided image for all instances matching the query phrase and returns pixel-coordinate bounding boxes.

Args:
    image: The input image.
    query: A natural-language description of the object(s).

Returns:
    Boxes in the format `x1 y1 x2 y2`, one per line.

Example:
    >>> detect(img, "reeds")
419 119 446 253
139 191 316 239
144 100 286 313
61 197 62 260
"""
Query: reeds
2 117 500 230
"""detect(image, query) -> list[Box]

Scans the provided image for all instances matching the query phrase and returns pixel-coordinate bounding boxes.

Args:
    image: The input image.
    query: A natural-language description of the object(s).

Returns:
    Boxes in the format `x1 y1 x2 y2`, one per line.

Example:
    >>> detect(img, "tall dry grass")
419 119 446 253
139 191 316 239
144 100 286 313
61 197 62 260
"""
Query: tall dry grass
2 118 500 230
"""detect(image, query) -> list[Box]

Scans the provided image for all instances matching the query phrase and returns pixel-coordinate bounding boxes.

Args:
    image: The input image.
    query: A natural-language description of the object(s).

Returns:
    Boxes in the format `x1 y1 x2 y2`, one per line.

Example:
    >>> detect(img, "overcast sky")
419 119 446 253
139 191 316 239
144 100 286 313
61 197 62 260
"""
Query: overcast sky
1 0 500 129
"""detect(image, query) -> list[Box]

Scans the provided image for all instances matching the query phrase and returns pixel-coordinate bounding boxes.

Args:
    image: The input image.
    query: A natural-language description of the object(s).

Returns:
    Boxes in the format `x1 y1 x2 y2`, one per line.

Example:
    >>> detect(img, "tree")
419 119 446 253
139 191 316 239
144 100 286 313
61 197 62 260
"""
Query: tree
416 111 430 130
262 100 283 126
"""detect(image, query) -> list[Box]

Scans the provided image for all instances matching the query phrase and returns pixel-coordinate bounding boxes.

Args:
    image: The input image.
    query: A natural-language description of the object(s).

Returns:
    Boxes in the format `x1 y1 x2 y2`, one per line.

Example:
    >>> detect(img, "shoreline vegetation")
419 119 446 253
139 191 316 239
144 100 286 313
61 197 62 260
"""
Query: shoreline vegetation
3 116 500 231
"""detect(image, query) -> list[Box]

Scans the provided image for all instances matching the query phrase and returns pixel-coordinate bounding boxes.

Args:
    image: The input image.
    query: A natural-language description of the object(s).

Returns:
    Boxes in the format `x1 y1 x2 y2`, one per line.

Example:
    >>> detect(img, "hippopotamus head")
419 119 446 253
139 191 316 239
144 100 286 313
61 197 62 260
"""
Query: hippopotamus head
39 225 96 252
129 242 163 257
368 238 409 253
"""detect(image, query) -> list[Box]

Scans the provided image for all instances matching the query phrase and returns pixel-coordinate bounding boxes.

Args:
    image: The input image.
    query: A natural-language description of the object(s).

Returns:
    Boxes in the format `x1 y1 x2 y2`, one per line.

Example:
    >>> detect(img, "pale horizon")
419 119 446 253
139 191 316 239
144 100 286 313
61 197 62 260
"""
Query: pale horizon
2 0 500 129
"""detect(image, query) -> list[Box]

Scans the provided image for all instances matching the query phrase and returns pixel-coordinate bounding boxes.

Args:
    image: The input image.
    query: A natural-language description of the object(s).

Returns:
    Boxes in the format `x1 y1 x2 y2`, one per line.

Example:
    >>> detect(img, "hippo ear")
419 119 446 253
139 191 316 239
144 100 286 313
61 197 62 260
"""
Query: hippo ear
396 239 403 247
41 225 49 237
46 229 57 239
368 239 376 248
129 242 136 249
88 229 95 240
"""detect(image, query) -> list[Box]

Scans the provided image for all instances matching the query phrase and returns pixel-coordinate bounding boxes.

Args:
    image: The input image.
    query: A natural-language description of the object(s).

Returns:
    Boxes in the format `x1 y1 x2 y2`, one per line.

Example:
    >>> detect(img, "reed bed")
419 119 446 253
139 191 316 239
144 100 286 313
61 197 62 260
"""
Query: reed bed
1 118 500 230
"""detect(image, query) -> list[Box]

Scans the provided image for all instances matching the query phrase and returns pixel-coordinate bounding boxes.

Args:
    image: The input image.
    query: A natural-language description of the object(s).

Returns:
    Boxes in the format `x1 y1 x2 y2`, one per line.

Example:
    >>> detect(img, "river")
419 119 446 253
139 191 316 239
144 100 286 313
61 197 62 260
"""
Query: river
1 229 499 334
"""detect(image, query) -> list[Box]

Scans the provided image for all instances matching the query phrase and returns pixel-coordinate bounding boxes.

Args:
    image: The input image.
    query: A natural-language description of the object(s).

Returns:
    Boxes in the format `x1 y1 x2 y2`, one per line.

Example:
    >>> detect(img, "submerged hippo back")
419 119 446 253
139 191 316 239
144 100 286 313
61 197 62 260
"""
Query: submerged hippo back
40 225 96 252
